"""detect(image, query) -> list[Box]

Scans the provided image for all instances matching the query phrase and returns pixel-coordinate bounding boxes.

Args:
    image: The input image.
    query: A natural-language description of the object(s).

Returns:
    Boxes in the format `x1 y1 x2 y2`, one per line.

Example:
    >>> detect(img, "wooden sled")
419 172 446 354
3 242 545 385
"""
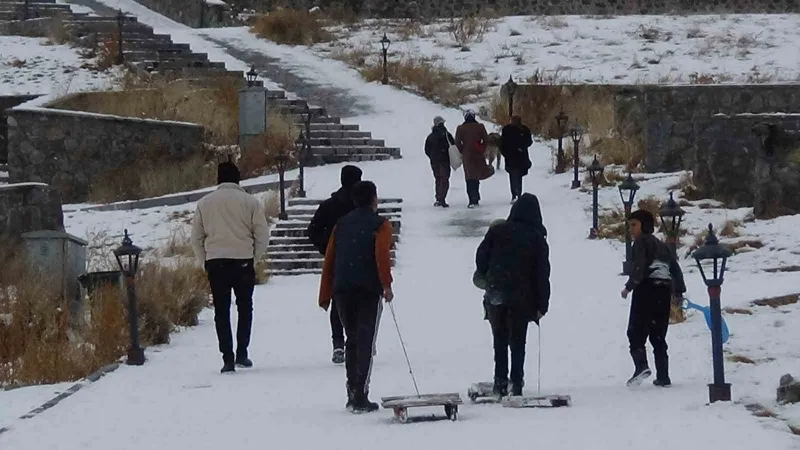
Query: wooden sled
467 382 571 408
380 393 463 423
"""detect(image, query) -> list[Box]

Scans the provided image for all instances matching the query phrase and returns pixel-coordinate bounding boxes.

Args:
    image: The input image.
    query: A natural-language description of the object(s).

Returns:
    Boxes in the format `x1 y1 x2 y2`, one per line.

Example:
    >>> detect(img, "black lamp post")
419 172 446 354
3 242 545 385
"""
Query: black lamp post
113 229 145 366
587 155 604 239
115 9 125 65
555 109 568 174
569 124 583 189
693 224 733 403
503 75 517 119
380 33 391 85
295 131 306 198
246 65 258 88
618 173 640 275
659 191 685 259
275 149 289 220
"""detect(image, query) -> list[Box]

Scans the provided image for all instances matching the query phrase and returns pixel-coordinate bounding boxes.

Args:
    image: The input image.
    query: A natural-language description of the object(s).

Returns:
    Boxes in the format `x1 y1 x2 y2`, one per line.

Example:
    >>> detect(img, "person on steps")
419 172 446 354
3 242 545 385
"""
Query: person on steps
500 115 533 203
474 193 550 397
455 109 492 208
318 181 395 414
425 115 455 208
191 161 270 374
306 165 363 365
621 209 686 388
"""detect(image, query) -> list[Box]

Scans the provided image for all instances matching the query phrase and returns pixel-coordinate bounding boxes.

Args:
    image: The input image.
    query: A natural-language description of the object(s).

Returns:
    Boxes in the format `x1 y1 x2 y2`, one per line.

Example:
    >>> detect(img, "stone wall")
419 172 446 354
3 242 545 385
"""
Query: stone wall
132 0 237 27
234 0 800 17
1 95 41 163
0 183 64 239
6 107 204 203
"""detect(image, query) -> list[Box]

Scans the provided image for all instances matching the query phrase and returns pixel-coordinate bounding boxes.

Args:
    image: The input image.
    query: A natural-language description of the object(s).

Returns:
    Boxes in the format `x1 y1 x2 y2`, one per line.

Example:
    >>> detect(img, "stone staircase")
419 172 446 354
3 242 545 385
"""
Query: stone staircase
267 197 403 276
0 0 75 21
0 0 402 165
0 163 8 183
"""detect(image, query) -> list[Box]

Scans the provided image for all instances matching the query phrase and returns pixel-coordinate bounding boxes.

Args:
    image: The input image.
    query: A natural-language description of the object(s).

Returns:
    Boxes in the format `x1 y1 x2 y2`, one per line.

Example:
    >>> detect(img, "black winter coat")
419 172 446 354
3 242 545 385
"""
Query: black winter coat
425 123 454 166
625 233 687 295
306 187 355 255
475 193 551 323
500 123 533 175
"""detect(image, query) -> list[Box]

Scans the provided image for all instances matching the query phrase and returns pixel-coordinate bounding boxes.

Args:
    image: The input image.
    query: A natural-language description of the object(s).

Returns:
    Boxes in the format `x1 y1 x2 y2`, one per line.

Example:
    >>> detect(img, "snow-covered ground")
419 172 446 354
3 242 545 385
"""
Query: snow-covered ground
315 14 800 107
0 36 117 96
2 1 800 446
3 9 800 447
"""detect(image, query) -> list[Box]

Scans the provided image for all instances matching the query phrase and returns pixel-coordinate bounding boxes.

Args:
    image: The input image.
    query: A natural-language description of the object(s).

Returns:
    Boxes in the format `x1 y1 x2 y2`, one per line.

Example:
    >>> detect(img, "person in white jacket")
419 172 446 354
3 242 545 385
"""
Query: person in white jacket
191 161 270 373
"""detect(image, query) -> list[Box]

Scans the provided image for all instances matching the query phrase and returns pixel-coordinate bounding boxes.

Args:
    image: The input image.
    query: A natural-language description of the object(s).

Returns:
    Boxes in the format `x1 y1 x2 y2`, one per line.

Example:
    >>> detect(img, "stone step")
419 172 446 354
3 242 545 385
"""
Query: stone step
307 130 371 139
152 67 239 77
286 204 402 215
0 2 71 10
269 234 400 247
310 146 399 157
314 154 393 164
123 41 191 51
267 258 396 271
142 60 223 70
281 213 402 225
269 250 397 260
119 32 171 41
0 9 69 19
67 21 151 33
288 197 403 206
299 116 339 125
271 222 400 238
274 105 326 117
268 243 319 253
268 268 322 276
306 137 384 147
0 0 56 3
274 218 400 230
309 123 359 131
0 164 8 172
65 16 139 23
123 50 207 61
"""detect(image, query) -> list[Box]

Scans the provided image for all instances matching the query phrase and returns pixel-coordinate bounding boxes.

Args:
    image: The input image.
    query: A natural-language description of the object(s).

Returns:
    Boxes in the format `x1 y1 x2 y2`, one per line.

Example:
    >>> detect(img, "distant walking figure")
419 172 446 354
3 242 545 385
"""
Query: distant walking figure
191 161 270 373
425 115 455 207
455 109 493 208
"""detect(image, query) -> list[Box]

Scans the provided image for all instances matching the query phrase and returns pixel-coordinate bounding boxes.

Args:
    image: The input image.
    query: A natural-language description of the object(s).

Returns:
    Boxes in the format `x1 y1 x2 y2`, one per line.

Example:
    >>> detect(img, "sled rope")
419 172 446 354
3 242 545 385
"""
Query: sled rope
388 302 421 397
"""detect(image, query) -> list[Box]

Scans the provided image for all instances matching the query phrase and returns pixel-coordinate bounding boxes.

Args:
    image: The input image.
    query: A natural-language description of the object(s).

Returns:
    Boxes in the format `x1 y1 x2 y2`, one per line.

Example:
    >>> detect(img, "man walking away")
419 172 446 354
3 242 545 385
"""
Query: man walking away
318 181 394 413
621 209 686 388
455 110 493 208
474 193 550 397
425 115 454 207
191 161 270 373
500 116 533 203
307 165 363 364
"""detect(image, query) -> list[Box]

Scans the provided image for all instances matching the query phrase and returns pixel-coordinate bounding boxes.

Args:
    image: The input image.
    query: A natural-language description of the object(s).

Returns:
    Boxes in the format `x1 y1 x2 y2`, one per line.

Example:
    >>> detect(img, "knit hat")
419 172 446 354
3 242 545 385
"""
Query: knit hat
217 161 240 184
629 209 655 234
463 109 476 119
433 116 445 126
340 165 362 189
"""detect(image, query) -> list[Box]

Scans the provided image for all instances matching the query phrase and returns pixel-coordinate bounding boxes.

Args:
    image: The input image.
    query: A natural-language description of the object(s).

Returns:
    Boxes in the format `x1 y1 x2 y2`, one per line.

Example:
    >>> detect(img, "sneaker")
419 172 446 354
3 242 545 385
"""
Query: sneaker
235 357 253 368
220 362 235 373
653 377 672 387
468 203 477 209
332 348 345 364
626 367 652 387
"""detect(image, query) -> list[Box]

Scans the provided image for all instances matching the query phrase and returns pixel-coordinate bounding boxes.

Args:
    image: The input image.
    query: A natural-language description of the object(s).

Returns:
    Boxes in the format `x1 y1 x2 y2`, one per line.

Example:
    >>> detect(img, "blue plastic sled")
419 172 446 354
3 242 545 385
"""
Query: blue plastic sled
680 297 730 344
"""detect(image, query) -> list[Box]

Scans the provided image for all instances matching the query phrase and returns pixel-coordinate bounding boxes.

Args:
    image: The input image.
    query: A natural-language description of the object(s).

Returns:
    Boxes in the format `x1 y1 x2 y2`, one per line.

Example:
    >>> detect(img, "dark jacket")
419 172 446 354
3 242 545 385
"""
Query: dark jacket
500 123 533 175
624 233 687 295
306 187 355 255
475 193 551 323
318 207 394 310
455 116 492 181
425 123 455 166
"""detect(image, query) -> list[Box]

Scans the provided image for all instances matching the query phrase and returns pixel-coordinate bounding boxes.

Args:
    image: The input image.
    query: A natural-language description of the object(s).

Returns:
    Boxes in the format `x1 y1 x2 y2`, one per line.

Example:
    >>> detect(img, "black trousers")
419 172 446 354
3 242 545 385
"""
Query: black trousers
335 289 382 394
508 170 523 198
627 280 672 379
466 179 481 204
331 297 344 350
431 163 451 203
205 258 256 363
486 304 529 387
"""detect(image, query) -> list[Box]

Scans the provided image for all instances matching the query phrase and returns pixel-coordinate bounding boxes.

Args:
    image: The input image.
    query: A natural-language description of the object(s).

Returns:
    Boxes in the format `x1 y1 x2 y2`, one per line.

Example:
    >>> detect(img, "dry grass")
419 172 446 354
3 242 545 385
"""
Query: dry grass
87 154 216 204
595 208 627 241
751 294 799 308
635 195 662 227
488 85 643 170
250 9 334 45
669 302 686 323
724 239 764 254
448 13 492 47
718 220 742 237
162 226 195 258
727 354 756 364
0 230 211 387
45 13 71 45
338 49 478 107
239 111 300 178
724 307 753 315
95 35 120 71
669 172 701 200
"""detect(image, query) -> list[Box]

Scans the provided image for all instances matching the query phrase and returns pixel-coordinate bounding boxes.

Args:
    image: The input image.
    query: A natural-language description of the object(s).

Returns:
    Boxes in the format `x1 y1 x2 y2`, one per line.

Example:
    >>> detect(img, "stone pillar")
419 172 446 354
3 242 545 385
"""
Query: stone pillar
238 86 268 153
0 182 64 240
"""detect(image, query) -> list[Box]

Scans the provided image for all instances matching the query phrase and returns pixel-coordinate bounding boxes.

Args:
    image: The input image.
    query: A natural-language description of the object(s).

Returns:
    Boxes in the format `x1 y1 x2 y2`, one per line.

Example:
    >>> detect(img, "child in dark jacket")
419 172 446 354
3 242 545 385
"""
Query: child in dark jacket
620 209 686 388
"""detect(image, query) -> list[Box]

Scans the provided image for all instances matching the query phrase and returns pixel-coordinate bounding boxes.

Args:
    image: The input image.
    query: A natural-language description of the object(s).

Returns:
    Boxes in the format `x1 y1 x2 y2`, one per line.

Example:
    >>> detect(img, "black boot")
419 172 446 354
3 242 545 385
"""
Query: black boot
653 352 671 387
332 348 345 364
235 350 252 368
493 378 508 398
626 349 651 387
220 361 235 373
510 379 524 396
351 389 379 413
345 385 357 411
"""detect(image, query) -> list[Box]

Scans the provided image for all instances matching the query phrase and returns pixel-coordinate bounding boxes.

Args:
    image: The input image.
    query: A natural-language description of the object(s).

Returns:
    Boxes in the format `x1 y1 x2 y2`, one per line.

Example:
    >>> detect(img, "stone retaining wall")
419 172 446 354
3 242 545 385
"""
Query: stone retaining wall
0 183 64 239
1 95 41 163
6 106 204 203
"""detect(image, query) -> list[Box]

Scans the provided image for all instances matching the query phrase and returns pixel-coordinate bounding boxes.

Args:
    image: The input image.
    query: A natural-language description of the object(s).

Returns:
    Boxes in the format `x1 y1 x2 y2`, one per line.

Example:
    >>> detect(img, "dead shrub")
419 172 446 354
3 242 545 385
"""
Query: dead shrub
718 220 742 237
162 226 195 258
250 9 334 45
239 111 299 178
88 154 216 203
45 13 71 45
595 208 627 241
536 16 568 29
341 51 478 107
448 13 491 47
95 35 120 70
724 307 753 315
727 354 756 364
723 239 764 254
636 196 662 227
751 294 799 308
670 172 700 200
